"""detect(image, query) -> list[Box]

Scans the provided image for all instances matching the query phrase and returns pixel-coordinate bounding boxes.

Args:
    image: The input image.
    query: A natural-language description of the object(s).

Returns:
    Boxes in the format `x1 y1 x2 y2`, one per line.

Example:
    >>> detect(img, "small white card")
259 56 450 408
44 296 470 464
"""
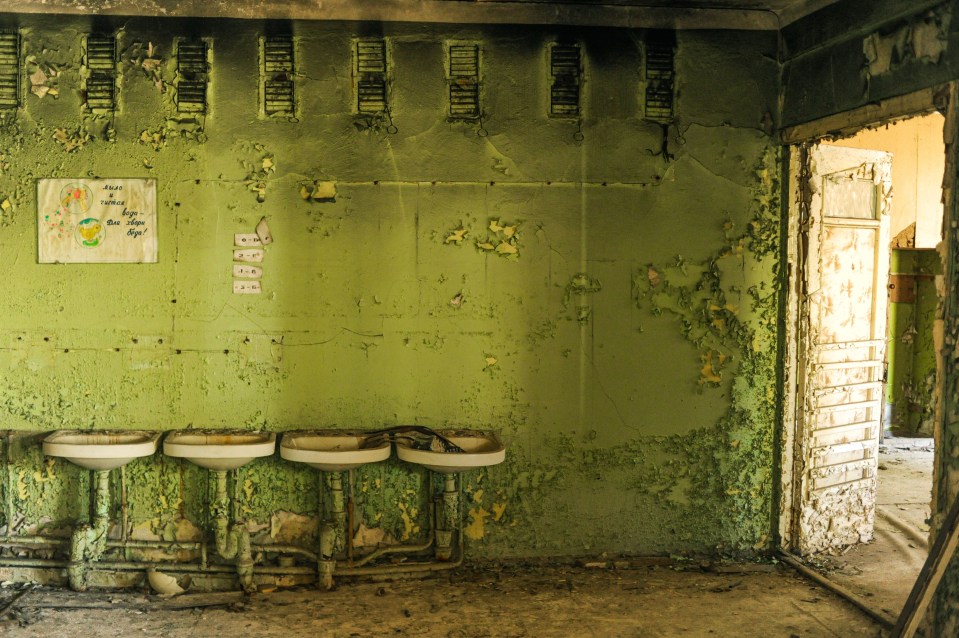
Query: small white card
235 233 262 247
256 217 273 245
233 280 262 294
233 264 263 279
233 248 264 262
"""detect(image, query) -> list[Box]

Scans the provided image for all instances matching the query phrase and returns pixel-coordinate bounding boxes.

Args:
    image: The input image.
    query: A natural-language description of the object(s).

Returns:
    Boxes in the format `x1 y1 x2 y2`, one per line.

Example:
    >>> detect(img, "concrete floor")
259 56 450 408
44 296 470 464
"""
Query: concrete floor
0 564 883 637
808 437 933 619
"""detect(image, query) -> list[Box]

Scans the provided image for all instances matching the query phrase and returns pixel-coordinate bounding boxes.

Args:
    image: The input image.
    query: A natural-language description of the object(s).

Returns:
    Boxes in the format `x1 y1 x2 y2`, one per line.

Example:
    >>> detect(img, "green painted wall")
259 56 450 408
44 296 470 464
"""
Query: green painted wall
886 250 940 435
0 16 782 560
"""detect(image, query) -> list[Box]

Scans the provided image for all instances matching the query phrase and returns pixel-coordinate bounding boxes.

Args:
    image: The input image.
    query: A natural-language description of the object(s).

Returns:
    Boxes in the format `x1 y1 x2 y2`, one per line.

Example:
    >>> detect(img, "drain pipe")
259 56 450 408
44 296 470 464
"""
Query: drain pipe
211 470 254 593
68 470 111 591
435 474 459 561
317 471 346 590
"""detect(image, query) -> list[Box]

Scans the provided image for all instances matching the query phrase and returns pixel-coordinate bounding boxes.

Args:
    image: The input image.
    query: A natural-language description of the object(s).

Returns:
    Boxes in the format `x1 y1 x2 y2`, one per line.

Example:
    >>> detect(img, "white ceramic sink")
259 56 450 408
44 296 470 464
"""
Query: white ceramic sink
280 431 391 472
43 430 161 471
163 431 276 471
396 430 506 474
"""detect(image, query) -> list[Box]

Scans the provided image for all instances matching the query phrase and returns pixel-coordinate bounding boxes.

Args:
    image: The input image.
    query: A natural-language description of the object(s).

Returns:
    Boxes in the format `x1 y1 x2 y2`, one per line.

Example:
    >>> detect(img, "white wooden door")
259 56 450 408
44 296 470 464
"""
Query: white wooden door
795 144 892 555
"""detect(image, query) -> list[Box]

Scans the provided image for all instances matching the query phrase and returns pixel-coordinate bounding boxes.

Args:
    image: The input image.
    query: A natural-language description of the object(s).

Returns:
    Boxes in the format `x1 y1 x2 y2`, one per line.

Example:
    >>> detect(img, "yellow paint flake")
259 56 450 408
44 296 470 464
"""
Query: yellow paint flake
262 157 275 172
16 470 28 500
492 502 507 522
647 267 661 288
32 459 56 484
463 507 490 540
502 225 517 239
398 502 420 541
243 479 254 501
445 227 468 245
699 351 722 385
489 219 504 233
472 489 484 503
476 241 495 251
1 199 11 211
495 241 518 255
484 356 498 367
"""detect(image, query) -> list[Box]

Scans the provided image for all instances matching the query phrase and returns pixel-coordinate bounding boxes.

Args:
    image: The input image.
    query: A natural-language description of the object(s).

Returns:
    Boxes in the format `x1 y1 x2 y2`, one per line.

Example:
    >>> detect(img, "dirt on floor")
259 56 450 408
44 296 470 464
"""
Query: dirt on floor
0 563 883 637
808 437 933 619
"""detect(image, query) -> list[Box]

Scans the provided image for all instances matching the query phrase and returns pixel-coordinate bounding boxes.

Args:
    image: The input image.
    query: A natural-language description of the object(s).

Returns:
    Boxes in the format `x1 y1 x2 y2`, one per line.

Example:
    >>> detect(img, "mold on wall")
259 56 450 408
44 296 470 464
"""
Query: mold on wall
0 16 782 567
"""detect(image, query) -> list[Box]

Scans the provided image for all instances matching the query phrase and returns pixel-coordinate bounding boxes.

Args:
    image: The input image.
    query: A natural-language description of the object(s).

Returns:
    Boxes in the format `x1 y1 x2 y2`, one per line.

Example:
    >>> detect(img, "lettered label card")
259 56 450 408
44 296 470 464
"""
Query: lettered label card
233 248 264 262
234 233 262 247
233 264 263 279
233 280 262 294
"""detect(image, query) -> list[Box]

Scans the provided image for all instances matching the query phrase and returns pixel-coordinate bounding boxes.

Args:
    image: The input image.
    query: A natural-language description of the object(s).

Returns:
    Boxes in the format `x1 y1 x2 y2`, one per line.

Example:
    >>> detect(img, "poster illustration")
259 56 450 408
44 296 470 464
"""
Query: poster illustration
37 178 157 263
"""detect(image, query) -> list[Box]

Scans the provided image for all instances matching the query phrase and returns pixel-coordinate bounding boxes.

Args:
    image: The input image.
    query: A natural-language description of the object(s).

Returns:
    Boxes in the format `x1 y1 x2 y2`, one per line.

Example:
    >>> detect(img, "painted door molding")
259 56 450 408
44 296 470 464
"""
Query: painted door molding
792 144 892 555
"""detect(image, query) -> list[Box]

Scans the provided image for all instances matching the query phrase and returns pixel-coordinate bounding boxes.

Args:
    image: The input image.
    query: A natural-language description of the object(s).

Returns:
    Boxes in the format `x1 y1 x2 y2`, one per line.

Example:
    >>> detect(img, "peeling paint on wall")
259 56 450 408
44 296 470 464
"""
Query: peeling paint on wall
0 18 782 571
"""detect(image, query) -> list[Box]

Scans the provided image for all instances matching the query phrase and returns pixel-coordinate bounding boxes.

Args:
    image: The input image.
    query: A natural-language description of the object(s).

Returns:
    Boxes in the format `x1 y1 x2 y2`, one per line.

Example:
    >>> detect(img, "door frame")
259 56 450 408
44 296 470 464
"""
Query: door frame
778 85 948 552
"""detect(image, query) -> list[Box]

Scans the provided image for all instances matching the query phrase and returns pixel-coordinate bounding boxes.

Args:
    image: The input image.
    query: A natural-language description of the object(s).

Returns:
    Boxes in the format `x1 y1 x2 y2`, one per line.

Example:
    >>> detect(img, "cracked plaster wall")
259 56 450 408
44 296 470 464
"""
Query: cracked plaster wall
0 16 782 562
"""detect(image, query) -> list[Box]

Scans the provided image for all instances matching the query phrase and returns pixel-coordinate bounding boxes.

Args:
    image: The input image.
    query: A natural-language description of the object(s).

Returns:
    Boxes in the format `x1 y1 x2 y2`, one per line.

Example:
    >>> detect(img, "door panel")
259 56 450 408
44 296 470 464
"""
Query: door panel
795 145 892 555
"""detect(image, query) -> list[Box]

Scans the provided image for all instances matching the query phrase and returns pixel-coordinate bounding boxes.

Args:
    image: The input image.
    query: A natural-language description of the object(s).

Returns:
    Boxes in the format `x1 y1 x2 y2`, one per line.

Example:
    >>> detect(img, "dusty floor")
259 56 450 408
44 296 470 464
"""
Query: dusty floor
0 564 882 637
809 437 933 619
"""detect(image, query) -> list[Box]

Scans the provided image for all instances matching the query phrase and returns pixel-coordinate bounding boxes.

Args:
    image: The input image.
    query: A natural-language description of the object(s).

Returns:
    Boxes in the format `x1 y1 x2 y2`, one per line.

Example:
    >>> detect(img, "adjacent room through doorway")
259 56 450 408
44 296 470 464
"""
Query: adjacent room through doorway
789 111 944 618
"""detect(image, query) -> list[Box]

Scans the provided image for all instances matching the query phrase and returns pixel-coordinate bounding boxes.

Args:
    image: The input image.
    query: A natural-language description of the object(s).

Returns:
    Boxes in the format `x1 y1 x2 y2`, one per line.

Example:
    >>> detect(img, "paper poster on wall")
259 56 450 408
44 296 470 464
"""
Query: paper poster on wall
37 178 158 263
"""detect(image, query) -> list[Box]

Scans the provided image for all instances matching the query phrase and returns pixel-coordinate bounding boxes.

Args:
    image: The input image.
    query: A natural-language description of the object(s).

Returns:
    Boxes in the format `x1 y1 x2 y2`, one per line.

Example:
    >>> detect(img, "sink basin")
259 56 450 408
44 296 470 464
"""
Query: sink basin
163 431 276 471
395 430 506 474
280 430 391 472
43 430 161 471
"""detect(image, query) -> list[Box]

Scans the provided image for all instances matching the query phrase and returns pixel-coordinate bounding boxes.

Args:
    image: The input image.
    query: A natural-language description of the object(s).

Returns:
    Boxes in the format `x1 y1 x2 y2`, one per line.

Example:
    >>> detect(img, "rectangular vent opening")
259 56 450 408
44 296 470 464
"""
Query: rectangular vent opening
85 35 116 111
355 39 388 115
550 44 580 118
0 32 19 109
263 35 295 116
448 44 479 120
645 32 675 122
177 40 209 114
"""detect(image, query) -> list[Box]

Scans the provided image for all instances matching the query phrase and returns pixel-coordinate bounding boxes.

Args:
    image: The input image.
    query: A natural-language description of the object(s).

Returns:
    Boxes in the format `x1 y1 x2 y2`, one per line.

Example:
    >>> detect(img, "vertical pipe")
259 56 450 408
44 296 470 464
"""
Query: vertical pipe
68 470 112 591
3 435 14 536
328 472 345 554
317 471 336 590
211 470 254 593
120 464 129 562
346 469 355 564
435 473 458 561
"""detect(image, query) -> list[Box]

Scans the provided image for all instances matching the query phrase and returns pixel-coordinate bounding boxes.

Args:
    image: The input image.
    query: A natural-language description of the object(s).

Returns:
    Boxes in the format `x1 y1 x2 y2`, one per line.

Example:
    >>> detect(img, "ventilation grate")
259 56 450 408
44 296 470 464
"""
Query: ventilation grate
0 32 19 109
448 44 479 120
177 40 209 114
263 35 294 116
549 44 580 118
644 32 675 122
355 39 388 115
85 35 116 111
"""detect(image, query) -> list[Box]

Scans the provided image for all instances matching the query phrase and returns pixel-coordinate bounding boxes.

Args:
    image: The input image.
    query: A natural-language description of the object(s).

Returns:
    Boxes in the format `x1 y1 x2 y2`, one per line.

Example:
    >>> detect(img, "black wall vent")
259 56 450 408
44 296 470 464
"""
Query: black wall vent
644 32 675 122
177 40 209 114
448 43 480 120
85 35 116 111
549 44 581 118
262 35 294 116
355 39 387 115
0 32 19 109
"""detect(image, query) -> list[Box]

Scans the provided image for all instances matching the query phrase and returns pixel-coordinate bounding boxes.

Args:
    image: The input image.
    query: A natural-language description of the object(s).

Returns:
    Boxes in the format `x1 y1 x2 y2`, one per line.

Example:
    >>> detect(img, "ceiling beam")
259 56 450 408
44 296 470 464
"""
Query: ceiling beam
0 0 782 30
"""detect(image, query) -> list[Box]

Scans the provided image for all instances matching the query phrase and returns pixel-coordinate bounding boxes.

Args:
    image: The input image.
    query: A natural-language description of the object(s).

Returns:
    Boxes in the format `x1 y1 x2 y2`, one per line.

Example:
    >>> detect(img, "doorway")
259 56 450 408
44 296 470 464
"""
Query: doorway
784 111 945 615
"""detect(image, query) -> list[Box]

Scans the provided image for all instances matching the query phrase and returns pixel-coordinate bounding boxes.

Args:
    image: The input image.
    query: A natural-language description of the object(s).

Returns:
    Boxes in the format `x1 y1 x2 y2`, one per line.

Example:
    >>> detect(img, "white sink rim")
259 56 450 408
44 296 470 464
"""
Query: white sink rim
163 431 277 471
280 430 391 472
43 430 161 471
395 430 505 474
